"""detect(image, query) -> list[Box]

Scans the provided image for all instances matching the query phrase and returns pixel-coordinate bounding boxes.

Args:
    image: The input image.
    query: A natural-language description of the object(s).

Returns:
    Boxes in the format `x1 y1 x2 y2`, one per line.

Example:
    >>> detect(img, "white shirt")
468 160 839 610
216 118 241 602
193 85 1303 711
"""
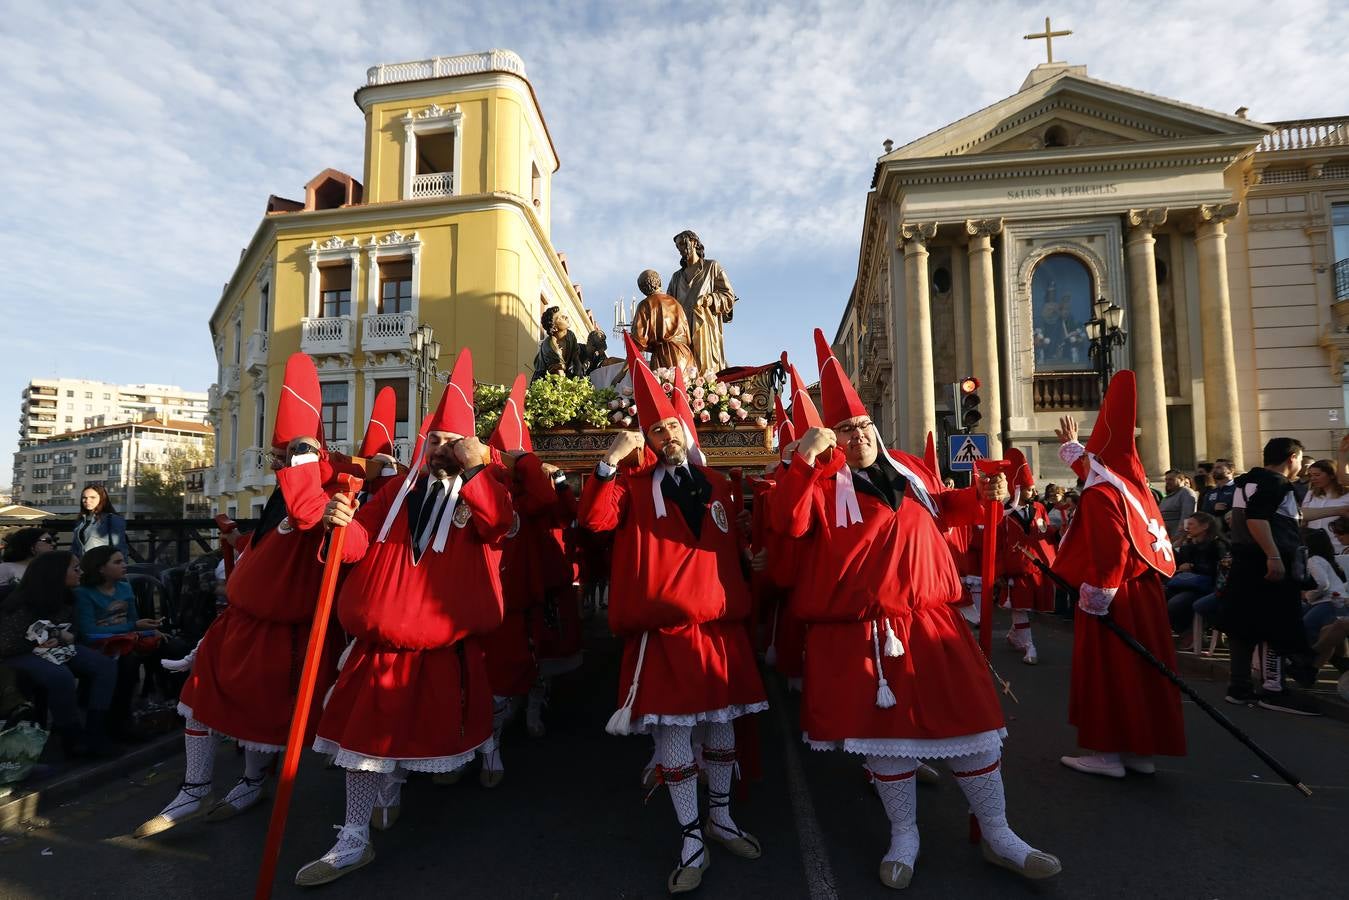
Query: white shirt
416 477 454 554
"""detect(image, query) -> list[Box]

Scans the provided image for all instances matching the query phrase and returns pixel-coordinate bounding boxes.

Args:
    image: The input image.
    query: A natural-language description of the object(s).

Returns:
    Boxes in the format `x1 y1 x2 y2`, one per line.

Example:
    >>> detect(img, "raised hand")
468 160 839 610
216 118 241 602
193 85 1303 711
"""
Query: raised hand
603 429 645 468
1055 415 1079 445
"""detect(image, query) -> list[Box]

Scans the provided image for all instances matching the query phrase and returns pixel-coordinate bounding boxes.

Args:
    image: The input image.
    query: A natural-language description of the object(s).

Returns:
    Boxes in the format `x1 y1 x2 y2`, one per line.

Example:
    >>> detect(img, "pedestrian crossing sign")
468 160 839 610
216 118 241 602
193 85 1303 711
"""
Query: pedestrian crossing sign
948 433 990 471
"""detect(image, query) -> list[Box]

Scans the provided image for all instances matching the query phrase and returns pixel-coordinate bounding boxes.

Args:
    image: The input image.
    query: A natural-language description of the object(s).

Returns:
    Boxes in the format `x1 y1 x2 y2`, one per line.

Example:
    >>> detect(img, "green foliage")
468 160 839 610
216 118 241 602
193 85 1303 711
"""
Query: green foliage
473 375 620 437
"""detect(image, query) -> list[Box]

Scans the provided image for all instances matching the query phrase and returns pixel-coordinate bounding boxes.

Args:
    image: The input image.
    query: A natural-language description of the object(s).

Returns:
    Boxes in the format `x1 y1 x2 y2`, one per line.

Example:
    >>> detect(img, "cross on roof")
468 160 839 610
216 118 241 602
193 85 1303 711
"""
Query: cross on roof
1024 16 1072 64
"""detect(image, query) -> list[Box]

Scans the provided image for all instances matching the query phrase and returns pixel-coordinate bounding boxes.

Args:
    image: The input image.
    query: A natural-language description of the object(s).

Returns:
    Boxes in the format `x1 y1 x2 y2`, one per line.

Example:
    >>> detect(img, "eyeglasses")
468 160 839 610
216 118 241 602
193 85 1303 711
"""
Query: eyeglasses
37 536 56 545
835 421 874 436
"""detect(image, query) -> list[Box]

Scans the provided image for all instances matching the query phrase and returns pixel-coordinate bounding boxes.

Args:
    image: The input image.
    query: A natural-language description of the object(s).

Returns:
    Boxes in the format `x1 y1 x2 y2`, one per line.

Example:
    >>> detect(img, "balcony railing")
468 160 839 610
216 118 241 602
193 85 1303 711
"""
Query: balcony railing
367 50 527 86
221 365 241 396
1335 258 1349 304
411 172 455 199
239 447 274 489
1033 372 1101 411
301 316 356 356
244 330 269 374
362 311 415 352
1257 117 1349 153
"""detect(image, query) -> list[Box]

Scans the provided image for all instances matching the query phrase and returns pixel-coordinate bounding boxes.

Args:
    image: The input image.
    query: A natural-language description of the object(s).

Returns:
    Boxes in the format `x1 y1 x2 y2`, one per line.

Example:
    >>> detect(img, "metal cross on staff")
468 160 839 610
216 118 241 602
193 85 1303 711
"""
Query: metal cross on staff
1024 16 1072 64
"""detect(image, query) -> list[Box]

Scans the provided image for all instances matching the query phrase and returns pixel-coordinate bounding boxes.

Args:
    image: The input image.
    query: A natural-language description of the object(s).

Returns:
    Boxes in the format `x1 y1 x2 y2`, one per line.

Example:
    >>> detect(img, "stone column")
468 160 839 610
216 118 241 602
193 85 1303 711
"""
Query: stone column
1195 202 1244 465
1125 208 1171 476
965 218 1004 457
899 222 938 452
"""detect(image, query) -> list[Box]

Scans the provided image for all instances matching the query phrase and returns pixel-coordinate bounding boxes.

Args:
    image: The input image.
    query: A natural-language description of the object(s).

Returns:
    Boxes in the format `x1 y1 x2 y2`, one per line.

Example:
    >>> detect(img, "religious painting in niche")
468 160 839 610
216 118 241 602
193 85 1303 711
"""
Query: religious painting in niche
1030 254 1093 372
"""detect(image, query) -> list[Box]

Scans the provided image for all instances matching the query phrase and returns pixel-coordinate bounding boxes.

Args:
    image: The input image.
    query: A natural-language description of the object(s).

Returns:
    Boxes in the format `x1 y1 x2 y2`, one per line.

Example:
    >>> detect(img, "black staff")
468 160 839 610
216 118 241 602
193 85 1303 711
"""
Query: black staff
1016 545 1313 798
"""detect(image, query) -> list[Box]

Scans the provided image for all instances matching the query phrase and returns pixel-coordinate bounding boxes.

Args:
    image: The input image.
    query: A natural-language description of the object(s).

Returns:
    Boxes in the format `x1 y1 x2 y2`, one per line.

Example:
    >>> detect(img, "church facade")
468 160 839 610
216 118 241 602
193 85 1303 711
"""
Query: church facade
834 61 1349 482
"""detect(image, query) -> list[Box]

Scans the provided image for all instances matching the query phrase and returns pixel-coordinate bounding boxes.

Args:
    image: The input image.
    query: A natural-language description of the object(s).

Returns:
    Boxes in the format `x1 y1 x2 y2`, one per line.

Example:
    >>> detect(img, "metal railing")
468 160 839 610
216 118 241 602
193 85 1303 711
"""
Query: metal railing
1257 117 1349 153
1335 258 1349 303
411 172 455 199
1033 371 1102 411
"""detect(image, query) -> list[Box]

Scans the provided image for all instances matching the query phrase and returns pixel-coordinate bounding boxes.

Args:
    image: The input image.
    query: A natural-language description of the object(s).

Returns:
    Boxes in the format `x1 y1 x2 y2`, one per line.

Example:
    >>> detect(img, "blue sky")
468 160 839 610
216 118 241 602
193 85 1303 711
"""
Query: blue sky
3 0 1346 485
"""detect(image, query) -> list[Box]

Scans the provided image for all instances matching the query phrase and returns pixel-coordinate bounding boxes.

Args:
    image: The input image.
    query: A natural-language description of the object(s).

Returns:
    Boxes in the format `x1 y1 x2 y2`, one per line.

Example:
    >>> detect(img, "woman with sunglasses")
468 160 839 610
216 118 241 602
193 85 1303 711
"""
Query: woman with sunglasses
0 527 58 586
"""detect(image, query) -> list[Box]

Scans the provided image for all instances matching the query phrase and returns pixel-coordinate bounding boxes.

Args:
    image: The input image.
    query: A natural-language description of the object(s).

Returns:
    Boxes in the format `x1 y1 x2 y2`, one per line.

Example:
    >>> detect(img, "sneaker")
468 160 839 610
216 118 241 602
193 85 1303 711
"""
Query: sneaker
1255 690 1321 717
1059 754 1125 779
1224 688 1256 706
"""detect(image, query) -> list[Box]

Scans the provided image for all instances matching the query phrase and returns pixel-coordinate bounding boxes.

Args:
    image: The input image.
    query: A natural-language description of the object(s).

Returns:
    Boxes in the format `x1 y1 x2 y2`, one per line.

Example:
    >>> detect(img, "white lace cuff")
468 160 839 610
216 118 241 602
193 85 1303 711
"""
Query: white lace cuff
596 460 617 478
1078 584 1117 616
1059 441 1086 466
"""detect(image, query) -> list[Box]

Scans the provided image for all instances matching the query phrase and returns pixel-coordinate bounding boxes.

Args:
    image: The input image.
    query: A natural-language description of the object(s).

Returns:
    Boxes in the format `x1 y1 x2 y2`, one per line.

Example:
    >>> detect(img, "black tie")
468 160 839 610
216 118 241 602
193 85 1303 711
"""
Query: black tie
415 480 445 549
663 467 704 539
865 464 897 509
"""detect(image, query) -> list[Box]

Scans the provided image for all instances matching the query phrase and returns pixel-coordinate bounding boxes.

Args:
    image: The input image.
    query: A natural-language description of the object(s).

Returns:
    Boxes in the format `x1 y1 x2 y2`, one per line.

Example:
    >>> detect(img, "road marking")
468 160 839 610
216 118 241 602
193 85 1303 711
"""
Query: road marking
766 673 838 900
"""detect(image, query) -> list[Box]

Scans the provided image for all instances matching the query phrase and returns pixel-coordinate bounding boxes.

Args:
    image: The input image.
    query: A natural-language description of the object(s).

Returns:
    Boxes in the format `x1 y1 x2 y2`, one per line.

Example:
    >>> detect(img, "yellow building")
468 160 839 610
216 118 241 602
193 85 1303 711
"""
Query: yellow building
206 50 588 517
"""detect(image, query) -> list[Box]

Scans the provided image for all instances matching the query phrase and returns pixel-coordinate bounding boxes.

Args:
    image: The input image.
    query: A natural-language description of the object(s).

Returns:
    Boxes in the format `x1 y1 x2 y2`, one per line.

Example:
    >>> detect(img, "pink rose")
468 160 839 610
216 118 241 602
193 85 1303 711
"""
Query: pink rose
754 416 768 427
610 411 625 423
735 408 748 420
608 399 623 410
728 398 742 411
698 410 711 423
627 406 638 417
716 383 729 396
742 393 755 405
621 386 633 397
620 416 632 427
692 398 705 411
718 411 731 423
663 382 674 393
730 385 741 396
692 386 706 399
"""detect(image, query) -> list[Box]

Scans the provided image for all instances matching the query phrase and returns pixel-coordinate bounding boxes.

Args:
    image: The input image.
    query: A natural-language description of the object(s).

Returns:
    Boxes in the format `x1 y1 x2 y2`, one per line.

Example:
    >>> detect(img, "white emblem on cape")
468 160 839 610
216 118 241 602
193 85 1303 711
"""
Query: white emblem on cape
711 500 730 534
276 516 293 535
453 504 472 528
506 511 521 539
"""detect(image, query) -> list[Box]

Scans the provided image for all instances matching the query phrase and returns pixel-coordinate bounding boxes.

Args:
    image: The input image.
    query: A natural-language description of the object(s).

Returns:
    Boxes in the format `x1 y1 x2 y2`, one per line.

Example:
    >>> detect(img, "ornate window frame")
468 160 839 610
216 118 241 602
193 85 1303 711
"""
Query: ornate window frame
401 104 464 200
365 231 423 316
306 236 362 319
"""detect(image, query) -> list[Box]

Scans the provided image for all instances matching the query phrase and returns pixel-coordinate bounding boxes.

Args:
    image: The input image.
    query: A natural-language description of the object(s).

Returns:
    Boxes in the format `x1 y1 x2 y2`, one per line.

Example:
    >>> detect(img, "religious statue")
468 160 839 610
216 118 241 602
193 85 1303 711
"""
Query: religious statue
630 269 695 371
667 229 736 374
532 305 608 380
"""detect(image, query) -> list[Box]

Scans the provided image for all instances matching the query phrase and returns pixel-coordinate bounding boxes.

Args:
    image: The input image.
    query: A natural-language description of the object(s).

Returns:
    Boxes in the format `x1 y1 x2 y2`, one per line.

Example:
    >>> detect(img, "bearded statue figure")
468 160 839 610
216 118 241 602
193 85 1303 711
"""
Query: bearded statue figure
667 230 737 374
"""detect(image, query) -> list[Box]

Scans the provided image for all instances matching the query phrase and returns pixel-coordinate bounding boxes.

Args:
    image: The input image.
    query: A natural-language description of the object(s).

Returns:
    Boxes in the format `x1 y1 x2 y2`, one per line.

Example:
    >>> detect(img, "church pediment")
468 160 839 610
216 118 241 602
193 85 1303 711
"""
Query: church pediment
883 67 1272 164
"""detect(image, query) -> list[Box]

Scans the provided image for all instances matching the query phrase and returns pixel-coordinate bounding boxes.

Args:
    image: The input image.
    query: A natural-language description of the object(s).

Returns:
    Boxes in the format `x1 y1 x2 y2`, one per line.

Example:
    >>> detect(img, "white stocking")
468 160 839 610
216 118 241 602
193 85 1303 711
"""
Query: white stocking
951 750 1035 865
482 695 509 773
304 771 376 871
654 724 703 865
220 748 274 808
1009 610 1033 647
374 766 406 809
154 718 216 820
866 755 920 866
702 722 744 837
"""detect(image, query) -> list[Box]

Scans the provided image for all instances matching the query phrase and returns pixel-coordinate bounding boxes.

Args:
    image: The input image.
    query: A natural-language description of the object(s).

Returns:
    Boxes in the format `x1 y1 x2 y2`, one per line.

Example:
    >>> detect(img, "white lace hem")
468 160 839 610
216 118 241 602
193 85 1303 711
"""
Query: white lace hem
804 728 1006 759
177 702 289 753
311 736 485 774
1059 441 1086 466
632 701 769 733
1080 584 1118 616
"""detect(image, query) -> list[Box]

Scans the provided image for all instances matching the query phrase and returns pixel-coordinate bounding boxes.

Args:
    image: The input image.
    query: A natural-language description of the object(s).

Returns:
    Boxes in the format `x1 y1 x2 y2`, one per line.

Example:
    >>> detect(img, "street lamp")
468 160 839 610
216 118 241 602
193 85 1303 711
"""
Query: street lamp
1085 296 1127 402
411 323 441 423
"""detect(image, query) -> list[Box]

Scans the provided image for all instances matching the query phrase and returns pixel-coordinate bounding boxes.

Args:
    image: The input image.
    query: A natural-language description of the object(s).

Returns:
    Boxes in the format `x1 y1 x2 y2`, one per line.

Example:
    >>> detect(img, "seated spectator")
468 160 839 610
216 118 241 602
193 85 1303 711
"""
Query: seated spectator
1302 528 1348 647
74 546 170 740
1301 458 1346 537
1166 512 1226 639
0 528 57 586
71 485 129 559
0 552 117 757
1159 470 1198 543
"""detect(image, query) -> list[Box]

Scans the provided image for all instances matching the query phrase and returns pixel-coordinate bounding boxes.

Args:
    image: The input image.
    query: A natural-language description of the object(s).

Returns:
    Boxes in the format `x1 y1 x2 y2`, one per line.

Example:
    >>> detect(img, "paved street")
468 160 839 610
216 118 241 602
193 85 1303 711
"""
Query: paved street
1 616 1344 900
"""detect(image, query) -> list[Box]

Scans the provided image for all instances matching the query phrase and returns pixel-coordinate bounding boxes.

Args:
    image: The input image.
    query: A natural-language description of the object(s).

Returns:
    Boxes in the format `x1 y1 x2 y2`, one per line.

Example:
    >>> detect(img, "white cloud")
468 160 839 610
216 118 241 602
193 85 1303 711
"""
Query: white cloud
2 0 1345 482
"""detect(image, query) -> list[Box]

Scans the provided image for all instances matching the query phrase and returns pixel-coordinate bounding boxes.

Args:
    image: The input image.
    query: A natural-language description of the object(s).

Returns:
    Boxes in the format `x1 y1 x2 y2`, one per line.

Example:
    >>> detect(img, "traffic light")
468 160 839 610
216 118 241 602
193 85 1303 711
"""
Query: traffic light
958 376 982 432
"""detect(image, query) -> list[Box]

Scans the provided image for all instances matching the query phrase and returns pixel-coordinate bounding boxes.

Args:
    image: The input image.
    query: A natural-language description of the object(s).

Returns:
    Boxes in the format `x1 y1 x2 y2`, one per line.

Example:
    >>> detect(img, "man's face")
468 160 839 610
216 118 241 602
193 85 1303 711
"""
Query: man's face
646 418 687 466
426 431 465 478
1164 472 1179 493
1212 463 1232 482
551 312 570 336
836 416 878 469
285 435 321 465
676 237 698 267
1288 450 1305 479
1018 485 1034 504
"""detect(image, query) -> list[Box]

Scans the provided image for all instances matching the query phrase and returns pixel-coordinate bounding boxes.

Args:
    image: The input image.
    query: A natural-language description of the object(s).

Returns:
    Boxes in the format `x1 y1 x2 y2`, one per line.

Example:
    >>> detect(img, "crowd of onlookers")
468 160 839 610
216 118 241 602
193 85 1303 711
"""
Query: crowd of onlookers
0 487 207 788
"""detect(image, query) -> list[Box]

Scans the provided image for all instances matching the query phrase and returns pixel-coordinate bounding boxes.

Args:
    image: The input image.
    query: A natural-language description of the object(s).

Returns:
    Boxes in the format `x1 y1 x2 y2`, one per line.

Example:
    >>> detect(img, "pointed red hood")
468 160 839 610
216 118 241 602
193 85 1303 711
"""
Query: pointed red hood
624 332 677 430
1086 370 1148 491
1005 447 1034 490
272 353 324 449
923 431 938 475
814 328 869 427
427 348 476 437
669 365 708 465
788 363 823 433
358 387 398 458
488 373 533 453
774 390 796 459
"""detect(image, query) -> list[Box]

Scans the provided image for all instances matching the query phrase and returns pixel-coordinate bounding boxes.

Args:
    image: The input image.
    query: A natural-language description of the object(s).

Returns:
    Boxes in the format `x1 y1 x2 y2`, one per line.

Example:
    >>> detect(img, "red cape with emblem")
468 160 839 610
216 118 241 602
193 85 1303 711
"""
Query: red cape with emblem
1052 370 1186 756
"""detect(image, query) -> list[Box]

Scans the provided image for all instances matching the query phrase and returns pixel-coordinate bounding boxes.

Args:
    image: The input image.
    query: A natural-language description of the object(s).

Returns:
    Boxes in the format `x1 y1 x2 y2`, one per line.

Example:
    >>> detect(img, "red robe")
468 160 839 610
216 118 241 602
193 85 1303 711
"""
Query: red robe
750 475 807 680
773 450 1005 755
579 460 766 728
998 501 1058 612
178 461 339 750
1053 485 1187 756
313 464 513 771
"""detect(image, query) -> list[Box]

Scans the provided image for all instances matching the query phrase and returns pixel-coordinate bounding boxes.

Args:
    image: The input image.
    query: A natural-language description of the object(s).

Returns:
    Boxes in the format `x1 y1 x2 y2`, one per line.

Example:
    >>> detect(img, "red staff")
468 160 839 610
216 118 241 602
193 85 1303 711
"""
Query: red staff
972 459 1012 655
253 473 361 899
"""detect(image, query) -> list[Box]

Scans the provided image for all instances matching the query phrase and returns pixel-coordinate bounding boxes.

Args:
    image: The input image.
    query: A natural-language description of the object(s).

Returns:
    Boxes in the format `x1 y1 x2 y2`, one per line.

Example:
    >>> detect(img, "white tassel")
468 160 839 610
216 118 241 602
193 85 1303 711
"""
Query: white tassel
883 619 904 658
871 621 897 708
606 631 649 736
